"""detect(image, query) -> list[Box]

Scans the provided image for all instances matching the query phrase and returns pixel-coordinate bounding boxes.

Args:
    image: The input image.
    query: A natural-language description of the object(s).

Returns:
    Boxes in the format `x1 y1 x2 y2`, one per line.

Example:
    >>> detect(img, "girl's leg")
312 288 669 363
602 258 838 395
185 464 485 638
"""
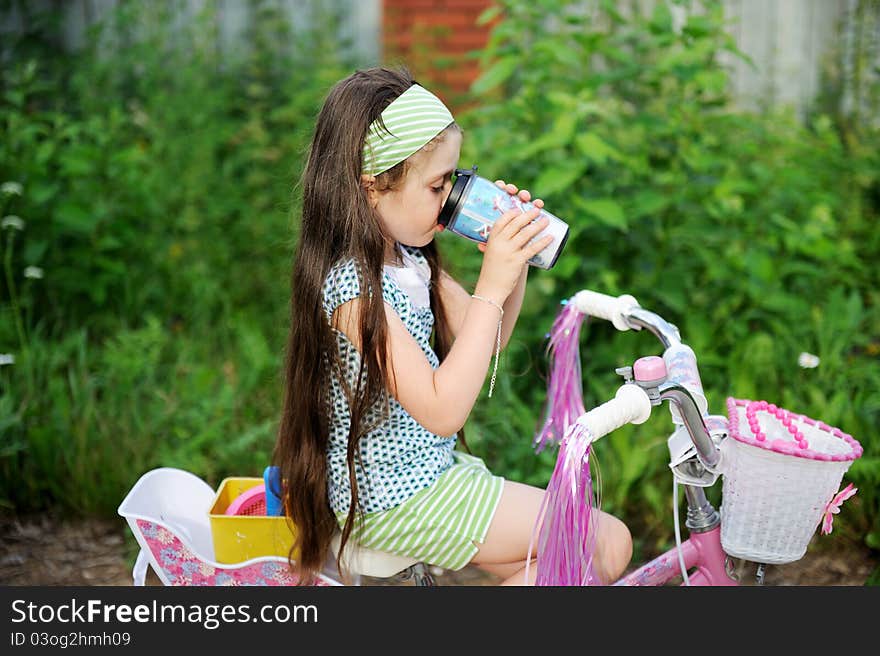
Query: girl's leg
470 480 632 586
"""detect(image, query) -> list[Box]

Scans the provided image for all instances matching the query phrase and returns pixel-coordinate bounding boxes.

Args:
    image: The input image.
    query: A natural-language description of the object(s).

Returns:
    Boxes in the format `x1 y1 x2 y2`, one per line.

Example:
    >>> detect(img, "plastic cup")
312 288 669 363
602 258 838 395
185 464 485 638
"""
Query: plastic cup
438 166 570 269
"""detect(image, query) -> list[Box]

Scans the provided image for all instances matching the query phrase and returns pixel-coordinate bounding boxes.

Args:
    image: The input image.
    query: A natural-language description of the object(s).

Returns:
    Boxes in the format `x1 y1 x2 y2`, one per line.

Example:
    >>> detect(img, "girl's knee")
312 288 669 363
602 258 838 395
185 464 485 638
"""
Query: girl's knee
615 519 634 574
600 515 632 582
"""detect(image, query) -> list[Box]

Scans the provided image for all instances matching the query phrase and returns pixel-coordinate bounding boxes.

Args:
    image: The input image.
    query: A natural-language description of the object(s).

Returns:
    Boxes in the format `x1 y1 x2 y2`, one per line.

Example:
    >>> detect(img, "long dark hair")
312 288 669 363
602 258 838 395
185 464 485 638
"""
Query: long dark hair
274 67 462 583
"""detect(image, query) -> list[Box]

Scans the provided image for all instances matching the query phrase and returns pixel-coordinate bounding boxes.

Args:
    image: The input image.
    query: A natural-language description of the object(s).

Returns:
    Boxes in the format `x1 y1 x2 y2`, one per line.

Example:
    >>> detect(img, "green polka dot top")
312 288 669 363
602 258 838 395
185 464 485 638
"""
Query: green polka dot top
322 245 456 514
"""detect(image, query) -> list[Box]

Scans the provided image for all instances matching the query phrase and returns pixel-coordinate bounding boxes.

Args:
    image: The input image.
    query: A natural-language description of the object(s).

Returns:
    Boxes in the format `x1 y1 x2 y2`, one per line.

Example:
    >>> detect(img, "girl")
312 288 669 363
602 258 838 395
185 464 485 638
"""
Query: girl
274 66 632 585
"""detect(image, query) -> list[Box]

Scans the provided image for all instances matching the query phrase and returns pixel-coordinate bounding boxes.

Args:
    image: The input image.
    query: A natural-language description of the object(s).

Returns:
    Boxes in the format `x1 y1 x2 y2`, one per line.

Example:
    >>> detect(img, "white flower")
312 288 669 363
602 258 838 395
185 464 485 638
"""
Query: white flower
1 182 22 196
0 353 14 366
798 352 820 369
24 266 43 279
2 215 24 231
128 102 149 128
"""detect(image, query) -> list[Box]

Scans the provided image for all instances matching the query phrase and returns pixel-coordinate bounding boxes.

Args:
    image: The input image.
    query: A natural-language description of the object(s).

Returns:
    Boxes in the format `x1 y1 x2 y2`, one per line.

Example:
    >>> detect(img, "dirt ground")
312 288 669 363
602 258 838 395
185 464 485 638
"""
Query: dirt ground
0 514 876 586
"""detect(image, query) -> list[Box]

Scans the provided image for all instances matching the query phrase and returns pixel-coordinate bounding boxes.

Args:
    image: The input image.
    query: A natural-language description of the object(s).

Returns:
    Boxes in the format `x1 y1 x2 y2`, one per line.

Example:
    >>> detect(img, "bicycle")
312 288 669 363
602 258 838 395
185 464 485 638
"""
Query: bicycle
118 289 862 587
526 288 863 586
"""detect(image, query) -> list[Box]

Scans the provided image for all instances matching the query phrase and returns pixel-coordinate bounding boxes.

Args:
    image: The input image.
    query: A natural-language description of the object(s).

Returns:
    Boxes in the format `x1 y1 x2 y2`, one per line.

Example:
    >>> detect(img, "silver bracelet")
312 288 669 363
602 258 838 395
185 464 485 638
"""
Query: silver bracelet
471 294 504 398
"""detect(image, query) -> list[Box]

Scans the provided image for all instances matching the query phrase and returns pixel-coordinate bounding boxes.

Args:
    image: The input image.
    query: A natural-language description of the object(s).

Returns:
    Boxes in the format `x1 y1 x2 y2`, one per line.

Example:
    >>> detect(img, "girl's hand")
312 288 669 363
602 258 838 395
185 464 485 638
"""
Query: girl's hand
473 180 552 304
476 181 545 256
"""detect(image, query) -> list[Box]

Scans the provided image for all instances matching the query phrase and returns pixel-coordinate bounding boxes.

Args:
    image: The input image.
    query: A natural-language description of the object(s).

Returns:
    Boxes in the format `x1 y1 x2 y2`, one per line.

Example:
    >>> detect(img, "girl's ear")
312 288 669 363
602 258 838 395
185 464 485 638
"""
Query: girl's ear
360 174 379 208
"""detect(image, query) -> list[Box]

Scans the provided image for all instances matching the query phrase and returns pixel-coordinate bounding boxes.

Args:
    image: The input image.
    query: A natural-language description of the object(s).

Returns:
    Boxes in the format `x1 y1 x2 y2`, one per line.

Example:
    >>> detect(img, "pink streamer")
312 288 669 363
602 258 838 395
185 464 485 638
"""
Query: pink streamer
533 301 587 453
526 300 601 586
529 421 601 586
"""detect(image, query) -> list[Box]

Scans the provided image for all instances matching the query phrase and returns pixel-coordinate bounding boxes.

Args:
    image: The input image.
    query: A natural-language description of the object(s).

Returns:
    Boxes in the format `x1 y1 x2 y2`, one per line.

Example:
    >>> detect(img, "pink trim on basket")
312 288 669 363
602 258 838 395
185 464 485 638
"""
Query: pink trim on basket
821 483 858 535
726 398 862 462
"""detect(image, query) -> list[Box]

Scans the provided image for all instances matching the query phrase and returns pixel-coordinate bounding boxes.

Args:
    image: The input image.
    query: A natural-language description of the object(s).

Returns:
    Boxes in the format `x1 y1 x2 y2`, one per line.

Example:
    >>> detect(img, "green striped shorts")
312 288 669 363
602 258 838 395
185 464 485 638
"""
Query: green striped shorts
335 451 505 570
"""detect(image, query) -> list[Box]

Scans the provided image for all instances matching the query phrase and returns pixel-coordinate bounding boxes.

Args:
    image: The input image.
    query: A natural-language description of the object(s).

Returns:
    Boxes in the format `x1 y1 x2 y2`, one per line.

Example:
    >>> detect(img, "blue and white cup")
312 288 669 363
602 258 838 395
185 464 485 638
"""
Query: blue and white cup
438 166 570 270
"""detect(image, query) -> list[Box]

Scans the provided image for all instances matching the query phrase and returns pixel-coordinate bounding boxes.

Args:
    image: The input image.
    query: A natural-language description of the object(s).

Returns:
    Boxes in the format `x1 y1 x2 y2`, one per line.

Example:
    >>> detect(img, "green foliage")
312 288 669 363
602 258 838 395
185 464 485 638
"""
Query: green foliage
458 0 880 553
0 0 351 512
0 0 877 571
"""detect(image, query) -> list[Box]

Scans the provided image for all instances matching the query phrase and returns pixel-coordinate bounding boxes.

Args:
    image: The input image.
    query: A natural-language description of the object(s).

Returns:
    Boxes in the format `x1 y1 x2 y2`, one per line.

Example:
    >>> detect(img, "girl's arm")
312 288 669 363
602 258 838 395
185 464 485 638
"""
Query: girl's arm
334 205 552 437
334 289 505 437
437 266 527 349
437 180 541 348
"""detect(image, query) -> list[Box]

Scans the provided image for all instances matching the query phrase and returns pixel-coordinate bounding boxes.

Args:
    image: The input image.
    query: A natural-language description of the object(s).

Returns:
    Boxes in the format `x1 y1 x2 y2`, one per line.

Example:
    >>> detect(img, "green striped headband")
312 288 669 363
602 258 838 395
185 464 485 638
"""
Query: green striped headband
362 84 455 176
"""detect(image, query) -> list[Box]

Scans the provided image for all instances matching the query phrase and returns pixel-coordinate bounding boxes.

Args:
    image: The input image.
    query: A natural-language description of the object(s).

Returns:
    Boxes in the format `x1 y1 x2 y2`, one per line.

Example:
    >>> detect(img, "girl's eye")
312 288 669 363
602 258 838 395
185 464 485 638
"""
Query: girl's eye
431 186 444 194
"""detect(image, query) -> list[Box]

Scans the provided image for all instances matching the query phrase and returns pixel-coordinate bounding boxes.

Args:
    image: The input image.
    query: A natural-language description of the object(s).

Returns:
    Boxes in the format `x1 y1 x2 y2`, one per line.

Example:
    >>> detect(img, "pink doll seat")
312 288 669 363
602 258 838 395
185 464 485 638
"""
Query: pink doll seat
118 467 340 586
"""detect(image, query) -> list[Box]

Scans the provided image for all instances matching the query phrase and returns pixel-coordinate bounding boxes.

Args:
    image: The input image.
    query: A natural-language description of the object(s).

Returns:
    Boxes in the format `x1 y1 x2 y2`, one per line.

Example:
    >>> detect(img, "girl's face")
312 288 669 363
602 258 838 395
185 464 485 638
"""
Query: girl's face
372 129 462 260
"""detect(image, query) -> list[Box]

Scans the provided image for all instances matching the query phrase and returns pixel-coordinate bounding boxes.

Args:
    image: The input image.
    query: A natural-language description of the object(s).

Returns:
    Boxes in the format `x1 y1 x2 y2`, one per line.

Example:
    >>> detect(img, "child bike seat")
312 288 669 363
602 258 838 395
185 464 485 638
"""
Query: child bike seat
329 531 422 579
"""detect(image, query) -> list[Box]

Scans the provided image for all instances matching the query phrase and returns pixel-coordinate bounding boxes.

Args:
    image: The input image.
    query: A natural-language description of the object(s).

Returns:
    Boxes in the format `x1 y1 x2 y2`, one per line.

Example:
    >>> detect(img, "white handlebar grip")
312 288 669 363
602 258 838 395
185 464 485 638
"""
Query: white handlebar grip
571 290 641 331
576 384 652 442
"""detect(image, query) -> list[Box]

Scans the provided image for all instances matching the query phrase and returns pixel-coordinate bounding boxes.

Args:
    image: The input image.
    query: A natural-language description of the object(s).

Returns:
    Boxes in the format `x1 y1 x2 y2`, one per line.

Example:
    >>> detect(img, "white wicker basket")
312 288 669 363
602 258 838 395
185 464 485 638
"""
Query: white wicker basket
719 398 863 564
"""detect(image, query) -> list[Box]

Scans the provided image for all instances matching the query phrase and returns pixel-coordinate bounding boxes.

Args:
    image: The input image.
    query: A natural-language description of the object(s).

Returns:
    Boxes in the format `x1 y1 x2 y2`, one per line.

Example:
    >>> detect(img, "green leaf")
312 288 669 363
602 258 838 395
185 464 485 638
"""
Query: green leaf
4 90 25 107
514 112 578 160
97 235 123 250
631 190 670 218
29 182 59 206
573 197 628 230
476 5 502 26
550 251 581 278
600 0 626 23
849 457 880 486
650 1 673 33
58 145 97 176
684 15 713 38
54 202 98 234
695 70 727 95
23 239 48 263
471 56 518 94
574 132 623 165
532 161 588 197
35 141 56 165
743 250 775 283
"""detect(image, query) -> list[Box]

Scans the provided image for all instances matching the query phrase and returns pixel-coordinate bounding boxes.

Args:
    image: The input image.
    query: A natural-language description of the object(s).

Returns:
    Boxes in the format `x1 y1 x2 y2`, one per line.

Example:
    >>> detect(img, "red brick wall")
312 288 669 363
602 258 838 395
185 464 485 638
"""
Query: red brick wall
383 0 495 107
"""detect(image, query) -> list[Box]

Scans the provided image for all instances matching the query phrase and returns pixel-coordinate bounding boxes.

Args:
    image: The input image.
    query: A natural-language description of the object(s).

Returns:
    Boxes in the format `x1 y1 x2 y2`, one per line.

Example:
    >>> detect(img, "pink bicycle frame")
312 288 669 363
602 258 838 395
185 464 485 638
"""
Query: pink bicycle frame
614 526 737 586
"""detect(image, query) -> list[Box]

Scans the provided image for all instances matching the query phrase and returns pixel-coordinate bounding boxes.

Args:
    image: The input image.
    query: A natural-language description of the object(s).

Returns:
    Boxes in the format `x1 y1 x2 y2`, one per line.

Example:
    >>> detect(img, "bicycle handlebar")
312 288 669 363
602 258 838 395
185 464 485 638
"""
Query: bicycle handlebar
573 383 652 442
566 287 718 468
571 290 641 331
572 288 685 348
